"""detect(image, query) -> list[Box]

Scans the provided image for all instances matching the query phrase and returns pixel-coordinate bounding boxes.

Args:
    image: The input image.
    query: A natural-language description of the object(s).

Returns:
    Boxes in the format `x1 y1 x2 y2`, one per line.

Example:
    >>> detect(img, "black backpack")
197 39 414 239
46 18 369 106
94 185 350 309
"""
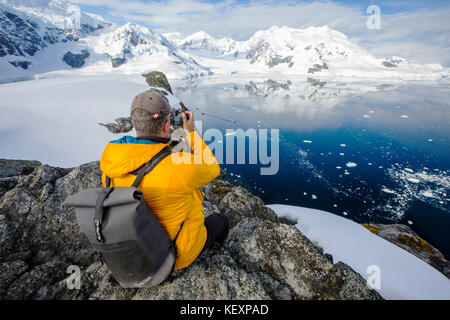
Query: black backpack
63 146 182 288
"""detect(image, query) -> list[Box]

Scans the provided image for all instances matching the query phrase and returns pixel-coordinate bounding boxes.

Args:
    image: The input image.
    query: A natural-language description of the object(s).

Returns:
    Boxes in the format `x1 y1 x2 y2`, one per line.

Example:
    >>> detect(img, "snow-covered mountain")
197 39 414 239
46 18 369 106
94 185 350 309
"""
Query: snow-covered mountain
0 0 111 80
0 0 447 82
0 0 210 81
179 25 447 80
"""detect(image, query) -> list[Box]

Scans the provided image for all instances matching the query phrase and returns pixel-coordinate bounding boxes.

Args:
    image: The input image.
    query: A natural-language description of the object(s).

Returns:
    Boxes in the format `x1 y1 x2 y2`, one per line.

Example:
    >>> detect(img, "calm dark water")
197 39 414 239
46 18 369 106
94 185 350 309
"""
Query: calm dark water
174 77 450 258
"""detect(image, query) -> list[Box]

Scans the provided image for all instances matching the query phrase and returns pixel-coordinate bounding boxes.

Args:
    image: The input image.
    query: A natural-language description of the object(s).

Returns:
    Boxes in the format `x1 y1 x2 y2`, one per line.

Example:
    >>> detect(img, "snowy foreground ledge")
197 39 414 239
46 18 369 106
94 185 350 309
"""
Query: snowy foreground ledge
267 204 450 300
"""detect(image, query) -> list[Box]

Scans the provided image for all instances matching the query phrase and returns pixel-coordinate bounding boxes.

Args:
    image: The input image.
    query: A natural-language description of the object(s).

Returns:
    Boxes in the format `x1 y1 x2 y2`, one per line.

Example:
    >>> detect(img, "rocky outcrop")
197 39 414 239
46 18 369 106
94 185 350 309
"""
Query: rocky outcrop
363 224 450 279
0 159 382 300
98 117 133 134
63 50 90 68
8 60 32 69
111 57 126 68
0 159 101 299
142 71 173 94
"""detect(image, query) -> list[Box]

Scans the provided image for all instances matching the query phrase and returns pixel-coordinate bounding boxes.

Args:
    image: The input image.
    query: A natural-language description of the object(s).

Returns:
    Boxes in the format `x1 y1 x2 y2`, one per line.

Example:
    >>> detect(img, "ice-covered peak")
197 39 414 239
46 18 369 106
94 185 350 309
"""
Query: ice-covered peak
106 22 174 50
89 22 177 61
2 0 107 33
179 30 239 57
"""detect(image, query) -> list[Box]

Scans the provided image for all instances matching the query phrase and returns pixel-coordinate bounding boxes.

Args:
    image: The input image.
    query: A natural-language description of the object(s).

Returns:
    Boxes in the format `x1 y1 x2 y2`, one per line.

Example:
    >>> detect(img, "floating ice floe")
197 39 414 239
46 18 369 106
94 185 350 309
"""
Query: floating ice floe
421 190 435 198
407 177 420 184
381 165 450 218
382 188 396 194
346 162 358 168
312 195 317 200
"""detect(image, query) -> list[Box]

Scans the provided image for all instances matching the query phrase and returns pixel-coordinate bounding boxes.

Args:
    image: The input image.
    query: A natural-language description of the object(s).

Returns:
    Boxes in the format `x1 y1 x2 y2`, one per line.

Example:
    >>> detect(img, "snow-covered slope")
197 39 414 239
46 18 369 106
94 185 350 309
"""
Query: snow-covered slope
268 204 450 300
0 0 448 82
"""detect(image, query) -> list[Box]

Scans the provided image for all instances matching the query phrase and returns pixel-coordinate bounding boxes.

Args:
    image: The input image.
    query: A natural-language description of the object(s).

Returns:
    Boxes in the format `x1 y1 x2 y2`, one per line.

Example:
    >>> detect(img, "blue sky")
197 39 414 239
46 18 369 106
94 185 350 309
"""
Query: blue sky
72 0 450 66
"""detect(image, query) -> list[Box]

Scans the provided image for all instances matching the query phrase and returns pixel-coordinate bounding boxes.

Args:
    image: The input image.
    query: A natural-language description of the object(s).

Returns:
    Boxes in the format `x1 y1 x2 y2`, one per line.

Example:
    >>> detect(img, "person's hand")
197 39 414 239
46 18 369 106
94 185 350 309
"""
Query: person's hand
182 111 194 132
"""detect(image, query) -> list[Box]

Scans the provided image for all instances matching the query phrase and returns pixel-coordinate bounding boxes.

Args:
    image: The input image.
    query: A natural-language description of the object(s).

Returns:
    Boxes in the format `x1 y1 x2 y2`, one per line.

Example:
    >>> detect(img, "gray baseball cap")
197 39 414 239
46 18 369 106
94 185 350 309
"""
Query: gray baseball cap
130 90 171 121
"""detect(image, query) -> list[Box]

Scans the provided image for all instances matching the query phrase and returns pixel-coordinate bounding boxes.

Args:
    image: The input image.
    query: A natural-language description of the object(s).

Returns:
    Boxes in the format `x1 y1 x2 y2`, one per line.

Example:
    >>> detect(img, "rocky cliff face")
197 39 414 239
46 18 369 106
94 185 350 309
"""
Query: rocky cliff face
0 159 384 300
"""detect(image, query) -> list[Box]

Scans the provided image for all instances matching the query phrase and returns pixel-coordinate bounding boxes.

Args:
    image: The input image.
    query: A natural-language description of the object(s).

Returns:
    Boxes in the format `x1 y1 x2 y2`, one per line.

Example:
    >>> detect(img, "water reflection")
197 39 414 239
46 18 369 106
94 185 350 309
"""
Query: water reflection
173 76 450 257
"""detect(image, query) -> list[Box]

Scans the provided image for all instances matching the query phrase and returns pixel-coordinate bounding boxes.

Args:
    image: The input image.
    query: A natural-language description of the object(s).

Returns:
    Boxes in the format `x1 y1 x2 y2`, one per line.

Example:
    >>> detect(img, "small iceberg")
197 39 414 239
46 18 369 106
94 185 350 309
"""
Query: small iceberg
346 162 357 168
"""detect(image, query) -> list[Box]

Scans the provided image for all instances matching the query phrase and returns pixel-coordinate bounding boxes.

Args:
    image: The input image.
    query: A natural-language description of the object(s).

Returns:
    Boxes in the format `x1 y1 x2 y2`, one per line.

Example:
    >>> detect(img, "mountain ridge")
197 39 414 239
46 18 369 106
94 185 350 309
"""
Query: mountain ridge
0 0 448 82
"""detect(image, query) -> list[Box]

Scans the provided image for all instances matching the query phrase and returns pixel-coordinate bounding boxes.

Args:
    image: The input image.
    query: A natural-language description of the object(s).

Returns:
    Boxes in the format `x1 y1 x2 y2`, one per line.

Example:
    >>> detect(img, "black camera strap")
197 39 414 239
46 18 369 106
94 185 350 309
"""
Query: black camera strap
131 146 172 188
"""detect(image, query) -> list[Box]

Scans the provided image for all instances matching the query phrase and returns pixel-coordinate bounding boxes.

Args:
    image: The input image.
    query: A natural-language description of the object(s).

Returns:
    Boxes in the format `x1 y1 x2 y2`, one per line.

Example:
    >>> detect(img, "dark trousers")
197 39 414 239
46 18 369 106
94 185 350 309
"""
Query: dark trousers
202 213 229 252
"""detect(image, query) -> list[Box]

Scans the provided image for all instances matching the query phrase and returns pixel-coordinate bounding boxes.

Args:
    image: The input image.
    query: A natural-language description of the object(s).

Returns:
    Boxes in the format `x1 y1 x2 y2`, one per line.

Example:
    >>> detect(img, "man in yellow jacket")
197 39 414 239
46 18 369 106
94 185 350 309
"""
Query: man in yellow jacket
100 90 229 270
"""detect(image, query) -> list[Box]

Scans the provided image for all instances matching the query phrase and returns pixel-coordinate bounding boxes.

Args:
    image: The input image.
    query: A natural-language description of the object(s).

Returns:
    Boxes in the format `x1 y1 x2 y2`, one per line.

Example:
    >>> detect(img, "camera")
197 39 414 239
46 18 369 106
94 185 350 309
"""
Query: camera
170 109 189 126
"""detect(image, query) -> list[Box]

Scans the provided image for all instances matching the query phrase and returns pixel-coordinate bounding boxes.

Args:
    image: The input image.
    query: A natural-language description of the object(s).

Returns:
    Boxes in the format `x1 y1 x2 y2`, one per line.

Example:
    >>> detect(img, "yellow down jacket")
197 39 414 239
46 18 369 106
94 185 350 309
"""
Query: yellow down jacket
99 131 220 270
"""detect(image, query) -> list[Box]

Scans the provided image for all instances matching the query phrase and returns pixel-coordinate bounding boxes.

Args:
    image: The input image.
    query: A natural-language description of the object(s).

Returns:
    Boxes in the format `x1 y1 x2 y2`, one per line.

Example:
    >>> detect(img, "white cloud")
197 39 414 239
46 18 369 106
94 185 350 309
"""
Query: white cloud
71 0 450 65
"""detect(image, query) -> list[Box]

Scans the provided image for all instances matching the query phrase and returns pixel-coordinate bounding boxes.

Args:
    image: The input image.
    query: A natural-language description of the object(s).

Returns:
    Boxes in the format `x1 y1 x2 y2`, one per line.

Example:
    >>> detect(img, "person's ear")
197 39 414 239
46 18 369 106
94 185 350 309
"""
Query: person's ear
163 119 170 133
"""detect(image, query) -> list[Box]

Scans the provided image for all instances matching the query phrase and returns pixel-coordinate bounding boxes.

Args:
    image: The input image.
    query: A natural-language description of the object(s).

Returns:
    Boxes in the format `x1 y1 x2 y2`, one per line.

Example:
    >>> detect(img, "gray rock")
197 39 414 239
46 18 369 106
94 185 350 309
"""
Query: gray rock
98 117 133 134
218 186 279 228
0 159 41 178
0 159 384 300
0 160 101 299
62 50 90 68
226 218 382 300
201 178 279 229
4 261 68 300
142 71 173 94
